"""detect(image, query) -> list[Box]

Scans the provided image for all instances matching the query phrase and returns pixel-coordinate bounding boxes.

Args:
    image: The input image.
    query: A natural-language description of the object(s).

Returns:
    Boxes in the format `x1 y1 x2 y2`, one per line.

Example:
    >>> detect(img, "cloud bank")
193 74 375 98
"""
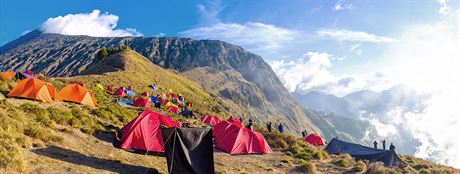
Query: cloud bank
180 22 296 51
317 29 397 43
40 10 143 37
269 52 392 97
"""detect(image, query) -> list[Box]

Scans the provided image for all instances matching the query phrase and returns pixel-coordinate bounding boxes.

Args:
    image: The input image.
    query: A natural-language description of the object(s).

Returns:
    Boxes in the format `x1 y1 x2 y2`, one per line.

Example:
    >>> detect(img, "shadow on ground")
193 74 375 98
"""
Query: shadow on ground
32 145 159 174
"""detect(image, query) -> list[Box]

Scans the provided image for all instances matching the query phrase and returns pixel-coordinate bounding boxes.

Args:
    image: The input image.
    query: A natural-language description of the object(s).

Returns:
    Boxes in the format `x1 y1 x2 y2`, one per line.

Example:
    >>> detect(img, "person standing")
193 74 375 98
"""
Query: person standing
389 143 395 151
278 123 284 133
382 140 386 150
266 122 272 132
301 131 306 137
246 119 254 131
373 140 378 149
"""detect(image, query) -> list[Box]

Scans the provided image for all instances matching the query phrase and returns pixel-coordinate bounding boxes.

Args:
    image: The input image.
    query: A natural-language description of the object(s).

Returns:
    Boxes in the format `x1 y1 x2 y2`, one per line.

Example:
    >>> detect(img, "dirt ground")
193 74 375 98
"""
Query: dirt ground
5 128 304 174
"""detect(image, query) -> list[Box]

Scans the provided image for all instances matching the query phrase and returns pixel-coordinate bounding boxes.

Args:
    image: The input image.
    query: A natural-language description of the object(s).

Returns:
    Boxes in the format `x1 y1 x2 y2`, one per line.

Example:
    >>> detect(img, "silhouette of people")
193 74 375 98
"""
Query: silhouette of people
246 119 254 131
389 143 395 151
373 140 378 149
266 122 272 132
278 123 284 133
382 140 386 150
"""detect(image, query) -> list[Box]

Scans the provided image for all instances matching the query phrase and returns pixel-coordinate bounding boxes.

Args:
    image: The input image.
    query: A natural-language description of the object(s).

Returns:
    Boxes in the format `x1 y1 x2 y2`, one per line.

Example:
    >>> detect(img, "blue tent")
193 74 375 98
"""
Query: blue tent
125 90 136 97
325 138 403 167
148 84 159 90
120 99 133 105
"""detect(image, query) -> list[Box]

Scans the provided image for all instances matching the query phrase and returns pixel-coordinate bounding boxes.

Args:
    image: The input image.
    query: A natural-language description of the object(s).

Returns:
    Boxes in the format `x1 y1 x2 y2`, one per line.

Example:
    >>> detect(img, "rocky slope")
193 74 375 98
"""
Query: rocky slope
0 31 324 135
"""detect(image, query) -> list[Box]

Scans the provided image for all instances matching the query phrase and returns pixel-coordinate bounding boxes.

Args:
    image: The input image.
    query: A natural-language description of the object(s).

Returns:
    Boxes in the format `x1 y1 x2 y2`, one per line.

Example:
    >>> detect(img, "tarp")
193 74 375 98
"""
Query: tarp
201 115 222 126
0 70 14 80
15 72 33 80
132 97 151 108
148 84 159 90
114 87 127 97
304 133 325 146
325 138 403 167
8 78 57 102
167 105 180 114
162 127 214 174
120 110 181 152
121 99 133 105
126 89 136 97
213 121 272 155
180 109 193 118
56 84 97 107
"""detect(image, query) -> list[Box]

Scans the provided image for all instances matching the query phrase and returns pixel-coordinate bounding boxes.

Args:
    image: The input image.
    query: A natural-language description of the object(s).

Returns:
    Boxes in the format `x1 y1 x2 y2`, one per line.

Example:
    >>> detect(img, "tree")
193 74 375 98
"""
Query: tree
98 47 109 59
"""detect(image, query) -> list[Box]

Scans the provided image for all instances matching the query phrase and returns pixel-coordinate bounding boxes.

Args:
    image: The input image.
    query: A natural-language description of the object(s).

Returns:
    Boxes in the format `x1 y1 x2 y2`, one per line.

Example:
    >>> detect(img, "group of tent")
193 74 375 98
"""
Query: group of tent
115 87 187 115
119 112 272 155
5 77 97 107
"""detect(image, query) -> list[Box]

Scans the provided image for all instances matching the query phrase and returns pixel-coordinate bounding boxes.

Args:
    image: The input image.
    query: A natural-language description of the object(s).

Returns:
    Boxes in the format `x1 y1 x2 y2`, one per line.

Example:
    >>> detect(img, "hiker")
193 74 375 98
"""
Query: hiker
389 143 395 151
373 140 378 149
382 140 386 150
278 123 284 133
246 119 254 131
301 131 306 137
266 122 272 132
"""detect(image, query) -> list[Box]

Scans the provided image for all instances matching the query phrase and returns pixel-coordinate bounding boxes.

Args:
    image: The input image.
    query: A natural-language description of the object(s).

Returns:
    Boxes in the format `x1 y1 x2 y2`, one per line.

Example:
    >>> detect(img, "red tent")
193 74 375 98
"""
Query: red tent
132 97 151 108
201 115 223 126
304 133 325 146
213 121 272 155
167 105 180 114
24 70 36 76
227 117 243 127
120 110 181 152
114 87 127 96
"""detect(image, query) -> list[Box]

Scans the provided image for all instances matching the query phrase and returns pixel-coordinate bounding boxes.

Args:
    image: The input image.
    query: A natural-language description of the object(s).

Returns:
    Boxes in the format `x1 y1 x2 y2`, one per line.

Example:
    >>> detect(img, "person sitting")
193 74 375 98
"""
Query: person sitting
246 119 254 131
389 143 395 151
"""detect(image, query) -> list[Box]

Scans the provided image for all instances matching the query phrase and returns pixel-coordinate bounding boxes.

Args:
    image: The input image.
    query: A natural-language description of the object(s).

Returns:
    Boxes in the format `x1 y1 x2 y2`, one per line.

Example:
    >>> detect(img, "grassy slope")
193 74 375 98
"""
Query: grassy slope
0 49 458 173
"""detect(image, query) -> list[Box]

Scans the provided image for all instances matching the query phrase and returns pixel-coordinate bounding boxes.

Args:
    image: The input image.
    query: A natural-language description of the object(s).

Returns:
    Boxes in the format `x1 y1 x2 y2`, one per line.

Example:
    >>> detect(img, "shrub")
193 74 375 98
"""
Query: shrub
298 161 317 174
313 150 329 160
20 103 54 128
365 162 388 174
24 125 63 143
353 160 367 172
0 139 24 171
334 159 350 168
48 107 74 125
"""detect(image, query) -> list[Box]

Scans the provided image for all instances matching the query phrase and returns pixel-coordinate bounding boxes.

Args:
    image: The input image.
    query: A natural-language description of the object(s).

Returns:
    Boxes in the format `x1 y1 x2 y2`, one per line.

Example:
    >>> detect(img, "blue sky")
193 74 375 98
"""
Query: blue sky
1 0 460 167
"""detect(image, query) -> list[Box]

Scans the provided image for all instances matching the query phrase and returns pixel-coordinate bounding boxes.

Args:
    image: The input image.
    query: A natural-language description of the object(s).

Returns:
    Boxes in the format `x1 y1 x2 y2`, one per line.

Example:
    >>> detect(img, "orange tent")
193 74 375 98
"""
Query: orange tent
0 71 15 80
56 84 97 107
7 78 57 102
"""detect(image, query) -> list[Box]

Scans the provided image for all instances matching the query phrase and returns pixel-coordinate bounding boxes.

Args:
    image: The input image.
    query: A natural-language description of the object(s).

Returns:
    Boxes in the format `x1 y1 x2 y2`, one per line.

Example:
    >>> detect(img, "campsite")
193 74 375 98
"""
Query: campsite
1 1 460 173
0 48 457 174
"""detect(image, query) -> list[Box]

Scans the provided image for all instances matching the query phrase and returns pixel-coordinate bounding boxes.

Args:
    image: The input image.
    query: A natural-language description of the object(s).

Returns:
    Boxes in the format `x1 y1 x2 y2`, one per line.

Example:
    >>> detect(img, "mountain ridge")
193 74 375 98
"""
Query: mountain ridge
0 31 333 136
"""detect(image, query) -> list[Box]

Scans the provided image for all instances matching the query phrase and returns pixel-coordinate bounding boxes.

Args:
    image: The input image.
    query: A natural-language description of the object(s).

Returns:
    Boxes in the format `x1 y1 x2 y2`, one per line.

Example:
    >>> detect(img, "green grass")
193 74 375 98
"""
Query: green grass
298 161 317 174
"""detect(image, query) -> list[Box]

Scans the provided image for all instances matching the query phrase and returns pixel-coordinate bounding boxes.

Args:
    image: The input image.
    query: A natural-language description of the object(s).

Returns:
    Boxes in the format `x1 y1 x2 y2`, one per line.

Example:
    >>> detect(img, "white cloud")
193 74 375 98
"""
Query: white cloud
196 0 222 24
437 0 450 15
381 12 460 167
21 30 32 36
180 22 296 51
317 29 397 43
39 9 143 37
334 0 353 11
269 52 392 96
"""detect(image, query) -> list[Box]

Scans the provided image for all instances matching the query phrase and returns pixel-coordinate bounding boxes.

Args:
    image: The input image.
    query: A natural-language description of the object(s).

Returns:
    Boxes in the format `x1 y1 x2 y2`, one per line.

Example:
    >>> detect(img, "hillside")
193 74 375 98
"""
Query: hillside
0 49 458 173
0 31 322 135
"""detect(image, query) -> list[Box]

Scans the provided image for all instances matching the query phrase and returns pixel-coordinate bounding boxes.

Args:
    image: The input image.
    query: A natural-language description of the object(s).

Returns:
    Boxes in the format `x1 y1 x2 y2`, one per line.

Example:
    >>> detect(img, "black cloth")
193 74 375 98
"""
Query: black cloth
325 138 402 167
162 127 214 174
